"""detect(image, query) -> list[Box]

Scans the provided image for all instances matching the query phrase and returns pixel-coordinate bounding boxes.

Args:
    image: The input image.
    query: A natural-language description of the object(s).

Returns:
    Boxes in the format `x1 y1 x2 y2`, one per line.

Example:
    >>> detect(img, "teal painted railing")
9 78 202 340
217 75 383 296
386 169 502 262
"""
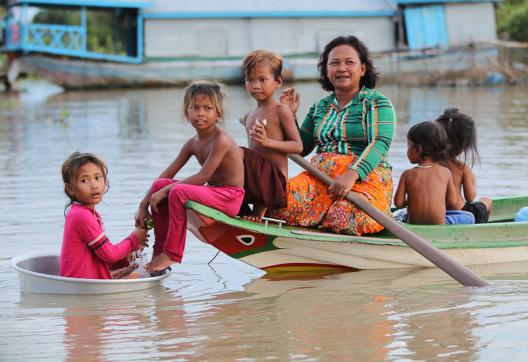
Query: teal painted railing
2 5 143 64
24 23 85 52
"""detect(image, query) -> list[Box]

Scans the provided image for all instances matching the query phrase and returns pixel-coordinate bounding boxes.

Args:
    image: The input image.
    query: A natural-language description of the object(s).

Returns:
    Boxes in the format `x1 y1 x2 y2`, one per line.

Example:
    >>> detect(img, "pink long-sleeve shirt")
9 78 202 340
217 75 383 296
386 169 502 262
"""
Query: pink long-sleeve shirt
60 203 139 279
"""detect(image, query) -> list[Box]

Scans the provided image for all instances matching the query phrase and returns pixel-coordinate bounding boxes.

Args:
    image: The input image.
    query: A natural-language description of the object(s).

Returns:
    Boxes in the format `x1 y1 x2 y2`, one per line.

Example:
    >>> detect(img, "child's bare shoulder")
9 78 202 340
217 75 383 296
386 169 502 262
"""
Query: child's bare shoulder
276 103 294 118
436 164 454 180
446 158 465 171
216 128 237 145
187 134 200 146
398 168 414 182
401 168 416 177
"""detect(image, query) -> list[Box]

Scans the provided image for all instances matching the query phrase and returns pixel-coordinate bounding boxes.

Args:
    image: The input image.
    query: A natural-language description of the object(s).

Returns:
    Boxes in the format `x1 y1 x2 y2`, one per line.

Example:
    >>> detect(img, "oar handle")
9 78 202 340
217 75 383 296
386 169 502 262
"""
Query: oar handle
288 154 489 287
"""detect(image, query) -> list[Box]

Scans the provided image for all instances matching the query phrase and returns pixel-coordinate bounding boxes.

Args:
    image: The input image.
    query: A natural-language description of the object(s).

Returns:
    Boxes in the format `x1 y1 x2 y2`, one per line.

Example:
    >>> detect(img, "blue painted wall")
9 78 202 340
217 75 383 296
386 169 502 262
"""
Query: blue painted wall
404 5 449 49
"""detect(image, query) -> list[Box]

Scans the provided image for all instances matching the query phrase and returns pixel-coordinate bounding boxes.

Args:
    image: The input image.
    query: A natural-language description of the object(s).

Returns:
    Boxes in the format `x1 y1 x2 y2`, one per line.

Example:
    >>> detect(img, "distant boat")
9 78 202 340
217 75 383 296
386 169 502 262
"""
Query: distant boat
186 196 528 272
11 253 170 295
20 45 502 90
2 0 504 89
20 54 252 89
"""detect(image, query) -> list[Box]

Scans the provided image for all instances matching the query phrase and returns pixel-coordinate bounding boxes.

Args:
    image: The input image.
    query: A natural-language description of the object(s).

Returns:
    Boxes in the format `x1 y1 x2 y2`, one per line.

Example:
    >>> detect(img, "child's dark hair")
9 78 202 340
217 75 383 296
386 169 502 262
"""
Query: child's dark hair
61 151 109 213
243 49 283 81
435 108 479 167
407 121 448 162
183 80 226 122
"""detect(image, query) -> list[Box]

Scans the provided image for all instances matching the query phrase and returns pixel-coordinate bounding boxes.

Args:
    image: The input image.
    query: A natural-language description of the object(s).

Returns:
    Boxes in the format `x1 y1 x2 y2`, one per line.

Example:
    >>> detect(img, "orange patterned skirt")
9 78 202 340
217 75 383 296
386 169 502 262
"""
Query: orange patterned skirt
268 152 393 235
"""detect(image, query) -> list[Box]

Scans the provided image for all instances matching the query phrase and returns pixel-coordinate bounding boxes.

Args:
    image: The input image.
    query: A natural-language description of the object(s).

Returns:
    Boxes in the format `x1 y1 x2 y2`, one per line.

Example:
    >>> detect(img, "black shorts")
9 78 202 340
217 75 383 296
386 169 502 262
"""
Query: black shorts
462 201 489 224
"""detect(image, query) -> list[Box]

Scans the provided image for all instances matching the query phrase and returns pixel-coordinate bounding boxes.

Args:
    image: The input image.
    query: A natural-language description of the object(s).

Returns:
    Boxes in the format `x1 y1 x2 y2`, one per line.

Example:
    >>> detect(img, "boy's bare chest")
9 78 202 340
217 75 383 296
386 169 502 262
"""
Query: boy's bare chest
246 114 281 137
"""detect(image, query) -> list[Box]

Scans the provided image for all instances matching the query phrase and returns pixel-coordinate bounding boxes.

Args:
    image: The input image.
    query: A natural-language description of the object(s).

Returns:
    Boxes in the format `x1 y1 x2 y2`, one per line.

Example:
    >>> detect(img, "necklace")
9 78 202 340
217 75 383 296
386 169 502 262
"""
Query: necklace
415 165 433 169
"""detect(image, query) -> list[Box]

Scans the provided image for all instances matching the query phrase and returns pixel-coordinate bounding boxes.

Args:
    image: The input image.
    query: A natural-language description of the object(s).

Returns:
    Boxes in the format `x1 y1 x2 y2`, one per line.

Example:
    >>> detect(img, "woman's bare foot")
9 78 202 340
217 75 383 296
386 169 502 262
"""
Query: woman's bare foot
146 252 175 272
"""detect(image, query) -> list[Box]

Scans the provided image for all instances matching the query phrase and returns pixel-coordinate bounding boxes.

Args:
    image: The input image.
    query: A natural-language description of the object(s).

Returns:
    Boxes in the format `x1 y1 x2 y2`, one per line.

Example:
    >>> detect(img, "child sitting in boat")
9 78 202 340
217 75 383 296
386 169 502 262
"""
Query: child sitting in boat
134 80 245 273
60 152 148 279
394 121 475 225
435 108 492 223
239 50 303 221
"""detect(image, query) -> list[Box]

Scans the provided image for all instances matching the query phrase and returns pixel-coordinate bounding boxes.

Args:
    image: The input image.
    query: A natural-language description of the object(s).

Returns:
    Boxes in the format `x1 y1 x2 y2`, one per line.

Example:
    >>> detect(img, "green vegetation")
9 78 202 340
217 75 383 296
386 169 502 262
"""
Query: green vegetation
32 6 136 56
497 0 528 42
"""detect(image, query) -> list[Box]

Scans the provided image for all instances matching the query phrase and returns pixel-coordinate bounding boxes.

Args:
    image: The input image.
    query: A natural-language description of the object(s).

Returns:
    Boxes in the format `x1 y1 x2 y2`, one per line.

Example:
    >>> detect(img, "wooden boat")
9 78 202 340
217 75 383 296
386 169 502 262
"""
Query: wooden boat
186 196 528 272
11 253 170 295
20 43 500 90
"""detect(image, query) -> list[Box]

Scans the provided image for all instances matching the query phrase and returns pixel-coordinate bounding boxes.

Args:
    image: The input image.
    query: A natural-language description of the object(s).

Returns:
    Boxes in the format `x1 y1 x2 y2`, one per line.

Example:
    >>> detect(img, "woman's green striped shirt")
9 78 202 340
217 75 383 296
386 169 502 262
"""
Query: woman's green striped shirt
299 87 396 180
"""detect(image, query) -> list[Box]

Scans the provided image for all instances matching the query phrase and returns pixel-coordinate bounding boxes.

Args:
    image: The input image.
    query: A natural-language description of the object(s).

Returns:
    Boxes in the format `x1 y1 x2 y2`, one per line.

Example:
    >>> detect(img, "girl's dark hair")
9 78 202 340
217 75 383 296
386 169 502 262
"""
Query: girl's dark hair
435 108 479 167
61 151 109 213
407 121 448 162
317 35 379 92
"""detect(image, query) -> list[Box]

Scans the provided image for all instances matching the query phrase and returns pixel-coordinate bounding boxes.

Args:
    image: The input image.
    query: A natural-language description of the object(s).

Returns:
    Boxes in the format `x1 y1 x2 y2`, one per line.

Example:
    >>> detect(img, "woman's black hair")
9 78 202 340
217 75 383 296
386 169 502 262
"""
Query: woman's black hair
317 35 379 92
407 121 448 162
435 108 479 167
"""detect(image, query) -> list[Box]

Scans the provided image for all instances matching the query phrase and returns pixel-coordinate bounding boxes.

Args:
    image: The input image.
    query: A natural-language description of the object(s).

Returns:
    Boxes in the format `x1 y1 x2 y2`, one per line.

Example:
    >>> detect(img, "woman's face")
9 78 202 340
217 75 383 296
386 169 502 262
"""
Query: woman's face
326 44 366 93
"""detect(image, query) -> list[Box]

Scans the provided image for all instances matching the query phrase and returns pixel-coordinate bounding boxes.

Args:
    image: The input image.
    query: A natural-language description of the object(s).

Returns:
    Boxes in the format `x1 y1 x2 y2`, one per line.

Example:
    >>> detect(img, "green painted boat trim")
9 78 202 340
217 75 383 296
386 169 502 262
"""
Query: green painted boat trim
186 195 528 250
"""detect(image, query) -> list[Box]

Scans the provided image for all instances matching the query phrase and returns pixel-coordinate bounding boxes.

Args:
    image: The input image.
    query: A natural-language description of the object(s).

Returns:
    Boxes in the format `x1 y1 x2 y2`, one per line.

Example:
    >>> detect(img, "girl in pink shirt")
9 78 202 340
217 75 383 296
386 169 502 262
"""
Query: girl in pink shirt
60 152 148 279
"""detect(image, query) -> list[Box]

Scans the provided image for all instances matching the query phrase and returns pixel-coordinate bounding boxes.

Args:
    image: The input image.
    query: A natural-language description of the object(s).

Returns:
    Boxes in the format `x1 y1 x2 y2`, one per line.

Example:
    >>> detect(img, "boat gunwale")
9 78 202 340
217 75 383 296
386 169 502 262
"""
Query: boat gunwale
185 199 528 249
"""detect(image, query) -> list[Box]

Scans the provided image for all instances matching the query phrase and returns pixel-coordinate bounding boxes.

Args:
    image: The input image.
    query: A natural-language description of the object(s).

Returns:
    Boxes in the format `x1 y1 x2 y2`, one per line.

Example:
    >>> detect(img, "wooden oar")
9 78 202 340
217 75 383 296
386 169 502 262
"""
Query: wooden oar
288 154 489 287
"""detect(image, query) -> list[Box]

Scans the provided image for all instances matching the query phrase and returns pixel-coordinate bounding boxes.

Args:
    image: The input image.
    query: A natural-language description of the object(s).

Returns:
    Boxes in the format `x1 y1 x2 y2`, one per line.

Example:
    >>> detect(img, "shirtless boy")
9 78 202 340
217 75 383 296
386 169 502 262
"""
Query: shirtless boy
240 50 303 220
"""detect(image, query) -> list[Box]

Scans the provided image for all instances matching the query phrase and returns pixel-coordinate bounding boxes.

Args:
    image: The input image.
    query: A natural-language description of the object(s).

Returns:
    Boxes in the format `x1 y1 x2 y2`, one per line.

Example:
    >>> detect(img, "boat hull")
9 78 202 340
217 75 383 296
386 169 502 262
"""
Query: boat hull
186 196 528 272
20 45 500 90
11 253 170 295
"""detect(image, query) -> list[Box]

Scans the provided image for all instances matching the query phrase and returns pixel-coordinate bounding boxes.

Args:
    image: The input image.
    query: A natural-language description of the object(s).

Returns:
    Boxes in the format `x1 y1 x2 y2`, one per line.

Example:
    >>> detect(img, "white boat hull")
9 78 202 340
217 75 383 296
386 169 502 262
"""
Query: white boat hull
11 253 170 295
240 237 528 270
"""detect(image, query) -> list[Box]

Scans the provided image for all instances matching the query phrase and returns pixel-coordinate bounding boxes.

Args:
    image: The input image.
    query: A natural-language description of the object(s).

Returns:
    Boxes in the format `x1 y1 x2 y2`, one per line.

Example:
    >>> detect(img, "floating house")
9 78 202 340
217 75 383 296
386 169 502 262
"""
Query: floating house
1 0 500 89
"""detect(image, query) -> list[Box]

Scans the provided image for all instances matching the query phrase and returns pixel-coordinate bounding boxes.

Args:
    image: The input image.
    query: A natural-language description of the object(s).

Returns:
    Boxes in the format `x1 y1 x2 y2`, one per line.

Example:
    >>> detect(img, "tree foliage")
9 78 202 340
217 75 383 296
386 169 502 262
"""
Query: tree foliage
497 0 528 42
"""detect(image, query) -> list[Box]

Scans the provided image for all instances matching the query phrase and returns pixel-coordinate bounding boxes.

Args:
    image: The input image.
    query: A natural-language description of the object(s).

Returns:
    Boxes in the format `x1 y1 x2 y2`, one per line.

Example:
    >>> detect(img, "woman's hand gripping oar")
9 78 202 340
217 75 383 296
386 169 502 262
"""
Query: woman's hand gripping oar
288 154 489 287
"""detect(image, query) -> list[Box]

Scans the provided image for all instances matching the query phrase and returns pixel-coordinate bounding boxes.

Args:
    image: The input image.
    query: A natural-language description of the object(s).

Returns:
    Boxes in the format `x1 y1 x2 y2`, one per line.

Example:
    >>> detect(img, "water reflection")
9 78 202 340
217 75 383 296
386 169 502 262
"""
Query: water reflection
2 81 528 361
